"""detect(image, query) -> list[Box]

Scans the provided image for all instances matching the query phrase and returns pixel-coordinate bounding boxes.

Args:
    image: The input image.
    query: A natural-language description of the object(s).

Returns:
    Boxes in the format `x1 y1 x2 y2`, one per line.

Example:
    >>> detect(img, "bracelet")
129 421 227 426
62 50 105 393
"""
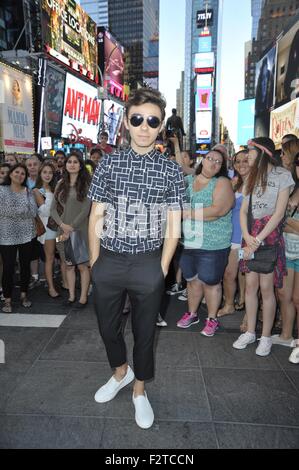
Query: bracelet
255 237 262 245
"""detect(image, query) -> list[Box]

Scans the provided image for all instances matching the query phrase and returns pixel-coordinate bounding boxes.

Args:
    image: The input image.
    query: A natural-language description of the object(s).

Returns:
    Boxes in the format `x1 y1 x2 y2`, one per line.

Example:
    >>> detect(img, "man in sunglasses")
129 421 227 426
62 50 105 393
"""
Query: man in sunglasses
88 88 186 429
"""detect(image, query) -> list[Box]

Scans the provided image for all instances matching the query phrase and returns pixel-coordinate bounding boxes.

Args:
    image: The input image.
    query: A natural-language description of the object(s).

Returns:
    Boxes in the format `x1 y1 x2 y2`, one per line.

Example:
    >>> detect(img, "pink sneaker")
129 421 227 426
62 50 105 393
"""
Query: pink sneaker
201 318 219 337
177 312 199 329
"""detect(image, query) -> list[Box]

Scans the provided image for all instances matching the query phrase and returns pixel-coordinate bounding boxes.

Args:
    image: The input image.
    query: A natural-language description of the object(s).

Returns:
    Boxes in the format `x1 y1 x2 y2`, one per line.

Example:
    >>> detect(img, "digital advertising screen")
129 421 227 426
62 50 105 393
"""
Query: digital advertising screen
198 35 212 53
61 73 101 144
196 110 212 143
237 99 255 146
45 66 65 136
97 28 124 98
196 87 213 111
103 99 125 146
276 18 299 108
41 0 98 81
255 45 276 137
196 9 214 28
194 52 215 73
0 62 34 154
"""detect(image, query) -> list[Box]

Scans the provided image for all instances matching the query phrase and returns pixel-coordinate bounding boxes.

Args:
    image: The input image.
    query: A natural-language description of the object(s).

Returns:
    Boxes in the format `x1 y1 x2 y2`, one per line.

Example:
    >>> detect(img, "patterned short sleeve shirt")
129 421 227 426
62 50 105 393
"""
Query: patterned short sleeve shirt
88 147 186 254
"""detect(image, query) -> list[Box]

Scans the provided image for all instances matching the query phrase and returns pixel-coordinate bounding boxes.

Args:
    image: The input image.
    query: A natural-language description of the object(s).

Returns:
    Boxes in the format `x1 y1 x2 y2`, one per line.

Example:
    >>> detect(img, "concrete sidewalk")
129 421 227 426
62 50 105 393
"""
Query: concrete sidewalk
0 285 298 449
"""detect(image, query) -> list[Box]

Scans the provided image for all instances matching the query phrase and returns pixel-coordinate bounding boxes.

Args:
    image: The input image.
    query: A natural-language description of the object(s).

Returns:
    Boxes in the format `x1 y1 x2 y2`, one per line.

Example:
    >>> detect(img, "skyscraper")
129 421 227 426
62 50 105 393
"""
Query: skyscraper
79 0 109 27
184 0 223 151
245 0 299 98
108 0 160 89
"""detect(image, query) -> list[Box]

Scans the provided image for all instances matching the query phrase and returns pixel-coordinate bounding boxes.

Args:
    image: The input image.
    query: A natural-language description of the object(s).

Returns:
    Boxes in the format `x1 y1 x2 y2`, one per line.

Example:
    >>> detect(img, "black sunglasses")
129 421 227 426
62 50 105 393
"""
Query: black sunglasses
129 114 161 129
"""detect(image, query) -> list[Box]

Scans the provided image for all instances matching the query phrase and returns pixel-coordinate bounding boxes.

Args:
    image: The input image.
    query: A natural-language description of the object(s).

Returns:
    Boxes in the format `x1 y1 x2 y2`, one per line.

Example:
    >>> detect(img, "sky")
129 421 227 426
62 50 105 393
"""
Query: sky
159 0 252 147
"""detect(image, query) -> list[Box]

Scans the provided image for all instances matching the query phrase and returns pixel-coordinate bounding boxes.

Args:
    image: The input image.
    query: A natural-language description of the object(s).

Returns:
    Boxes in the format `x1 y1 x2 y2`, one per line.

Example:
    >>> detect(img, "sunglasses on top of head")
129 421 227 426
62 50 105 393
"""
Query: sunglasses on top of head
129 114 161 129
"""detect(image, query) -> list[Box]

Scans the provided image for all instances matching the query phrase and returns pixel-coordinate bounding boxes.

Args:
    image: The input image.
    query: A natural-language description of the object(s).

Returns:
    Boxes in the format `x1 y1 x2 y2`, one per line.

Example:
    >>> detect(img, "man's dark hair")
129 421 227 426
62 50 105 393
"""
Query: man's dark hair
125 88 166 121
55 150 66 158
90 147 103 157
31 153 44 163
100 131 109 139
172 108 177 114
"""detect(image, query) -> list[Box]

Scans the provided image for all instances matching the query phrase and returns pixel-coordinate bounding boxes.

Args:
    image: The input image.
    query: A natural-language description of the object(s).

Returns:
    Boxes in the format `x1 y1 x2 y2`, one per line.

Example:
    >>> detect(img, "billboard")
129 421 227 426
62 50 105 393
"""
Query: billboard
196 87 213 111
198 35 212 53
196 74 212 87
45 66 65 136
254 45 276 137
103 99 125 146
237 99 255 145
0 63 34 154
97 28 125 99
196 110 212 143
270 98 299 147
194 52 215 73
196 9 214 28
276 19 299 108
41 0 97 82
61 73 101 144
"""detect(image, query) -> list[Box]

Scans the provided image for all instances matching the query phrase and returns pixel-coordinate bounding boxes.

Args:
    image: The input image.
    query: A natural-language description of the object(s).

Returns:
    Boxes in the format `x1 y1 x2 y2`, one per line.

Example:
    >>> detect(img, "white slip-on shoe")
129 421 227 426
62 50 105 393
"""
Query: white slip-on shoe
289 347 299 364
132 392 154 429
94 366 135 403
233 332 256 350
256 336 272 357
271 334 294 348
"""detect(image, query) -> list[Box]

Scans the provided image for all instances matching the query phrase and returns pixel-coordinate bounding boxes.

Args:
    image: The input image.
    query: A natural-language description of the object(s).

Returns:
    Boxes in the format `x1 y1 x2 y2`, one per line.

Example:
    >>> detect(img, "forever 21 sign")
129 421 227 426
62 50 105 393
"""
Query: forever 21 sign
197 9 213 28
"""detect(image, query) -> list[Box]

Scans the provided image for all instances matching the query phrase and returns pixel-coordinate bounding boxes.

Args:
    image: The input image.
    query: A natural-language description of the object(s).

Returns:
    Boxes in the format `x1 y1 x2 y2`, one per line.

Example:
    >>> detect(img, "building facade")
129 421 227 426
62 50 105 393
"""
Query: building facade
79 0 109 27
245 0 299 99
184 0 223 152
108 0 159 89
176 71 185 121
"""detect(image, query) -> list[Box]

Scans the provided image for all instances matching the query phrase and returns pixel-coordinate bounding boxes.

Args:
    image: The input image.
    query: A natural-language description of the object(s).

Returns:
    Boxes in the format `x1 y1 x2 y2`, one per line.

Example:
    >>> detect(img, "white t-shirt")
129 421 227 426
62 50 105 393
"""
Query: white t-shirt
247 167 294 219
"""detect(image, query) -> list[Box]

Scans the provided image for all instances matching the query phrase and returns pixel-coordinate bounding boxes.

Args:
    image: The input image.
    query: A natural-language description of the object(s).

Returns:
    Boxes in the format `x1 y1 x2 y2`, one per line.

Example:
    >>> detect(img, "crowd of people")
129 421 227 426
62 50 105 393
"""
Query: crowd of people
0 87 298 430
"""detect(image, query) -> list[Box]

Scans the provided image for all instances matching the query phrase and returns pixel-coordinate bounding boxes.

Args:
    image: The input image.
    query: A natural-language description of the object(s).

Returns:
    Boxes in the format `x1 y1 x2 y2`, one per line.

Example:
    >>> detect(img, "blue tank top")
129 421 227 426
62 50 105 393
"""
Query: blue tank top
231 192 243 244
183 175 232 250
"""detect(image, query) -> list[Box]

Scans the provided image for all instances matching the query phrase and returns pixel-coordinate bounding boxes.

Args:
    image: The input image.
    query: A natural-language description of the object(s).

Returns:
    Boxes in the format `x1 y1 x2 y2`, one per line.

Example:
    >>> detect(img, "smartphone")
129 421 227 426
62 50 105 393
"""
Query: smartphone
238 249 254 260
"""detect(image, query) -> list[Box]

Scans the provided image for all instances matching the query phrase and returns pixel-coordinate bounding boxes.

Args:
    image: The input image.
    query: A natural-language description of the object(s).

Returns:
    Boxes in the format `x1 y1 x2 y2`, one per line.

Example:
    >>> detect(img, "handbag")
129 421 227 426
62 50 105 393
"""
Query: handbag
35 214 46 237
47 216 59 231
47 194 63 231
27 189 46 237
246 193 277 274
64 231 89 266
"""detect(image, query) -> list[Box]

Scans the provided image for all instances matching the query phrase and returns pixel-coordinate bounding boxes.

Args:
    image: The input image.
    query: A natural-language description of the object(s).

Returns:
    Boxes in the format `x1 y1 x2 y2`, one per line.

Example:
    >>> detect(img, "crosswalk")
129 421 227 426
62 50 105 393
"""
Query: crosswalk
0 314 66 328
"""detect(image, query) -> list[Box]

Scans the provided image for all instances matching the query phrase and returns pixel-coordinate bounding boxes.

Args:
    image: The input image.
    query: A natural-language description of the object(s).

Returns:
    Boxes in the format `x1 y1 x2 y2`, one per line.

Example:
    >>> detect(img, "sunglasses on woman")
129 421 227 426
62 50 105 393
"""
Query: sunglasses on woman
129 114 161 129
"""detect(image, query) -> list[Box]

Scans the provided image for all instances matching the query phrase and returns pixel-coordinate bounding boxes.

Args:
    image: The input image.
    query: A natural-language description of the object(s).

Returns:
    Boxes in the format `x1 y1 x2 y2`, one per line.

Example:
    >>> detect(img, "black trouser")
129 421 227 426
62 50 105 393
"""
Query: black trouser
0 242 32 298
91 248 165 381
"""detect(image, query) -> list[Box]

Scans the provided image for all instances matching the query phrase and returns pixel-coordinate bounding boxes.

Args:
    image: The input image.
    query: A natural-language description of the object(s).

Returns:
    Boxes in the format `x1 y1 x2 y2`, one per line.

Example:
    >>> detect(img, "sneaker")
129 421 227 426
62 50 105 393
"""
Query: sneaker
166 283 185 296
289 346 299 364
201 318 219 337
177 312 199 329
28 277 40 289
178 289 188 301
256 336 272 356
156 313 167 327
271 334 294 348
94 366 135 403
233 331 256 350
132 392 154 429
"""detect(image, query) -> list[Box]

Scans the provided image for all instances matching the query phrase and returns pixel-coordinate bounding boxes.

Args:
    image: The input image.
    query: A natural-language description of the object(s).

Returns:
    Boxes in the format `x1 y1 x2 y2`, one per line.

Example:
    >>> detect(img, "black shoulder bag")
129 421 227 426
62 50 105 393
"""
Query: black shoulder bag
246 193 277 274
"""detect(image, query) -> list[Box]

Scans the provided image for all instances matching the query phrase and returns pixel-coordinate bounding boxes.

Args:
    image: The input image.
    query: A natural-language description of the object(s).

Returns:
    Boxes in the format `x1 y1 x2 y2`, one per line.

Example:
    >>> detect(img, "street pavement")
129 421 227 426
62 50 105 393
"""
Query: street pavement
0 282 299 449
